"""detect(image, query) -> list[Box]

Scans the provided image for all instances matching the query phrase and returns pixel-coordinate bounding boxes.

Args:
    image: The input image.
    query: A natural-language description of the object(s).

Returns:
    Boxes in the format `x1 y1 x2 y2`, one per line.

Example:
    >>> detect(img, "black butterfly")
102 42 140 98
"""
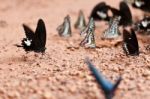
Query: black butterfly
16 19 46 53
109 1 132 26
123 29 139 56
85 58 122 99
90 2 111 21
131 0 150 12
90 1 132 27
134 16 150 34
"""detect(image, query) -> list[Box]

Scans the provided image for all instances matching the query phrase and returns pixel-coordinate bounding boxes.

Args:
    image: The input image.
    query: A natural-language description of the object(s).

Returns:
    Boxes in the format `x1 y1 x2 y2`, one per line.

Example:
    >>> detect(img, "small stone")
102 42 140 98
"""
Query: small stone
8 91 20 98
68 86 76 93
43 92 53 99
142 70 150 77
112 67 119 72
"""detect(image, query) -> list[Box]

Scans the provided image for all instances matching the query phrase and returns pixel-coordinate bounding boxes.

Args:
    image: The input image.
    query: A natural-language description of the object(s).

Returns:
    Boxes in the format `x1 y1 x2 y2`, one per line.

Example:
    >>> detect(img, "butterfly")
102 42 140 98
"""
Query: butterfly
102 16 121 39
74 10 87 31
131 0 150 12
57 15 72 37
80 18 96 48
16 19 46 53
134 16 150 34
123 29 139 56
90 1 132 27
85 58 122 99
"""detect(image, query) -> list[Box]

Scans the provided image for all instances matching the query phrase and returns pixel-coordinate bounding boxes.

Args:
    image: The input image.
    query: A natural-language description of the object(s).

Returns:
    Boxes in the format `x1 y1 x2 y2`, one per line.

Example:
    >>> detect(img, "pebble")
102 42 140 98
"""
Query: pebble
43 92 53 99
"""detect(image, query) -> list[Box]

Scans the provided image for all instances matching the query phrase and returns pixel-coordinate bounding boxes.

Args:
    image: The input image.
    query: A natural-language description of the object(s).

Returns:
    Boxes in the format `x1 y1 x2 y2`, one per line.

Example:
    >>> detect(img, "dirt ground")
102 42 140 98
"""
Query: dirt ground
0 0 150 99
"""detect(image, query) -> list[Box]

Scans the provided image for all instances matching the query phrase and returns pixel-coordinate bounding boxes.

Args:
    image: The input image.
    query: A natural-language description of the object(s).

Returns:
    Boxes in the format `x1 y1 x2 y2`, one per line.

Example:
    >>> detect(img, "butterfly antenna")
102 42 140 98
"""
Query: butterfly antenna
14 44 23 47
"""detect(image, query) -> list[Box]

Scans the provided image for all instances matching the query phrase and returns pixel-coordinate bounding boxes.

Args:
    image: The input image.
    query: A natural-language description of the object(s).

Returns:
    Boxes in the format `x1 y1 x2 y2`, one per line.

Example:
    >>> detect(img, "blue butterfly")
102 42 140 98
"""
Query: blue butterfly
85 58 122 99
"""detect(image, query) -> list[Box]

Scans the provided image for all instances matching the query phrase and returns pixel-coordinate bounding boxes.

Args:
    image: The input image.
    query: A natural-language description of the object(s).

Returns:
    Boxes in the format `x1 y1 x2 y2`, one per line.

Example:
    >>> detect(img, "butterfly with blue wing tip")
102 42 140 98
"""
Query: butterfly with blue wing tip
123 29 139 56
85 58 122 99
16 19 46 53
90 1 132 27
57 15 72 37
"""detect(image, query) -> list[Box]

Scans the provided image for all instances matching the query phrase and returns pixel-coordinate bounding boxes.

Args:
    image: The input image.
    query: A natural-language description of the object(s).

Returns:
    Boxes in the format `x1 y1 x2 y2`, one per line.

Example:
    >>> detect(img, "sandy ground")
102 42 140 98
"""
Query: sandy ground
0 0 150 99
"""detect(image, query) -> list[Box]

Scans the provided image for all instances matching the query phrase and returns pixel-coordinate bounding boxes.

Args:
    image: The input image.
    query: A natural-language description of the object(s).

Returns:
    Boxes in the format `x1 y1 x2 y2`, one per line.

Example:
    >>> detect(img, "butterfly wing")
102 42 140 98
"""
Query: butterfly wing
123 29 139 55
131 29 139 54
123 29 133 55
102 16 121 39
74 10 86 30
85 58 122 99
21 24 36 51
109 6 120 17
90 2 110 21
35 19 46 52
119 1 132 26
22 24 34 40
85 58 113 92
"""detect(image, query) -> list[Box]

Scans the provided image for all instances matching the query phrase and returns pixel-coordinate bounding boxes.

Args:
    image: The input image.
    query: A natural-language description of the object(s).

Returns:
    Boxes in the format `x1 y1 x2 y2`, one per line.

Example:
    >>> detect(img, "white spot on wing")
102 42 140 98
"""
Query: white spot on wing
24 38 32 46
135 1 144 7
142 21 148 27
97 11 107 19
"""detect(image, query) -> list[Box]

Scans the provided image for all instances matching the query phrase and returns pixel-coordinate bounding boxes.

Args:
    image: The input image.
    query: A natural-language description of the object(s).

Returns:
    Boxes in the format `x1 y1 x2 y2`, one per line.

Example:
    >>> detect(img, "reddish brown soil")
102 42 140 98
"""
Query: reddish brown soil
0 0 150 99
